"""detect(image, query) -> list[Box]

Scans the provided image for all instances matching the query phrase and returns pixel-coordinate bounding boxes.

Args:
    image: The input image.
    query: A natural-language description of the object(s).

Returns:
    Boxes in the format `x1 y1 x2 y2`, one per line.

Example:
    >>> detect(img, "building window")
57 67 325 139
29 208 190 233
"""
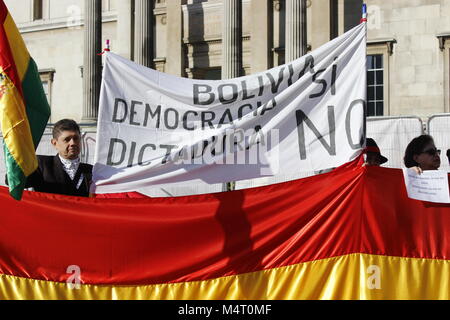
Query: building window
185 67 222 80
39 69 55 107
330 0 338 39
203 68 221 80
344 0 363 32
33 0 44 21
366 54 384 116
41 80 49 102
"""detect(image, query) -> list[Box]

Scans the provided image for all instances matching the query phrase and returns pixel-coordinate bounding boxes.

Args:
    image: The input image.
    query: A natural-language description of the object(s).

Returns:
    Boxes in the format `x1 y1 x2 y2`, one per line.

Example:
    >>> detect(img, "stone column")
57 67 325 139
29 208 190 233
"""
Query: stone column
134 0 154 67
222 0 242 79
166 0 184 76
285 0 307 62
338 0 345 35
310 0 331 49
117 0 134 60
222 0 243 191
82 0 102 121
251 0 272 73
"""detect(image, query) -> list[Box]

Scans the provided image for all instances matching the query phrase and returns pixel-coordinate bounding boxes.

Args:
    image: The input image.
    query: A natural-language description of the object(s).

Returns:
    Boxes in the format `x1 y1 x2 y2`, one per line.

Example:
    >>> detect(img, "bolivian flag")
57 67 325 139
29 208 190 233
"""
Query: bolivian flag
0 0 50 200
0 163 448 300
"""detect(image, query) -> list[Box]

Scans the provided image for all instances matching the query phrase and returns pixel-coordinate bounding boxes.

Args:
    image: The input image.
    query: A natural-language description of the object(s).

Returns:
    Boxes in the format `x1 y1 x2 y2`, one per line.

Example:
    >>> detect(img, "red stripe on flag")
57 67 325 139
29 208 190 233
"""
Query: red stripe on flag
0 1 8 22
0 1 24 97
0 163 449 286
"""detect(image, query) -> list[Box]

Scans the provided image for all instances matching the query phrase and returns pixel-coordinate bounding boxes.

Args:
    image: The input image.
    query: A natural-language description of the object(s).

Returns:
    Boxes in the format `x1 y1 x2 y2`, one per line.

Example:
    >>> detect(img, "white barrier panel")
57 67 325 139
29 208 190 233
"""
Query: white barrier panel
366 116 424 169
35 132 56 156
428 114 450 173
235 116 424 190
0 116 436 191
80 132 97 165
0 129 96 187
0 130 223 196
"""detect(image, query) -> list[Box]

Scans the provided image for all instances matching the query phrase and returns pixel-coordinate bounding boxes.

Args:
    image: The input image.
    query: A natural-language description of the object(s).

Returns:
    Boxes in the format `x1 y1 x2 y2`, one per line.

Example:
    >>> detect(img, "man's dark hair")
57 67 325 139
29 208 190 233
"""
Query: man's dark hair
403 134 434 168
52 119 81 139
447 149 450 162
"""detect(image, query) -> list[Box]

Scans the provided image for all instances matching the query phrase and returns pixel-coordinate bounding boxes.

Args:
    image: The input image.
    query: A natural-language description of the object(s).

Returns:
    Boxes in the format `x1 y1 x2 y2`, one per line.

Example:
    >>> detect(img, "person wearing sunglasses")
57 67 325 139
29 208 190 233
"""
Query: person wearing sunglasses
404 134 441 174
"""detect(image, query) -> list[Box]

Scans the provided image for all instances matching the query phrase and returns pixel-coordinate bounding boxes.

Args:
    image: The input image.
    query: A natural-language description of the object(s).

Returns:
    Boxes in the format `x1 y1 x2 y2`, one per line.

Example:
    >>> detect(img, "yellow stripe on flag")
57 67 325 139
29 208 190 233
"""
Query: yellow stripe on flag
3 13 30 82
0 254 448 300
0 71 37 175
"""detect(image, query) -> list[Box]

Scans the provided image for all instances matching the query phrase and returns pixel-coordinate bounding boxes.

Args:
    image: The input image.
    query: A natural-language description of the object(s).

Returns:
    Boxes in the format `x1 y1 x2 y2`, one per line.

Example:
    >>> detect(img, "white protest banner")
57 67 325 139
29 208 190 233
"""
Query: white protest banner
91 23 366 194
402 168 450 203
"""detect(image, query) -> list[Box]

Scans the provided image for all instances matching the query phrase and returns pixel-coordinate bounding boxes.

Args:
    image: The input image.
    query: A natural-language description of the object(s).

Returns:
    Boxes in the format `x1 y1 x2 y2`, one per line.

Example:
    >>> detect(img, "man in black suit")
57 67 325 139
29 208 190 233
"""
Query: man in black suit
13 119 93 197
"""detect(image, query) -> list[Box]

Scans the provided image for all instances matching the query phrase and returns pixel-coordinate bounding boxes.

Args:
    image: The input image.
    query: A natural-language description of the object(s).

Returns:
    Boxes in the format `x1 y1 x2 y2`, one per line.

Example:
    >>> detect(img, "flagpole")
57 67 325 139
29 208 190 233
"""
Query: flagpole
361 3 367 23
98 39 111 55
362 3 367 145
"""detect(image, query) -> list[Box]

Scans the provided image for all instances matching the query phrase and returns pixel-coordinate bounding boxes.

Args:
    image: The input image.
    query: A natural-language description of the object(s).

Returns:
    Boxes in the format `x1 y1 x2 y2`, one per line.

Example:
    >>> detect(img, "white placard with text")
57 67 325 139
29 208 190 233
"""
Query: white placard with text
403 168 450 203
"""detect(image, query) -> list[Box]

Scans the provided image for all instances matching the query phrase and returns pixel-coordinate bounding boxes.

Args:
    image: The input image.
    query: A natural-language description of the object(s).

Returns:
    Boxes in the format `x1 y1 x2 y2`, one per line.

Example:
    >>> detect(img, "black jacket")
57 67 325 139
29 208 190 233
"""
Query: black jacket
11 155 93 197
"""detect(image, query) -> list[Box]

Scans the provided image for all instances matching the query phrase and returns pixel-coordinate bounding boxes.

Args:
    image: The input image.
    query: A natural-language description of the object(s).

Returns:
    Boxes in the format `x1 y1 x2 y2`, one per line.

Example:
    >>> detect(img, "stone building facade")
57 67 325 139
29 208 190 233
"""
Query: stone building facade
5 0 450 122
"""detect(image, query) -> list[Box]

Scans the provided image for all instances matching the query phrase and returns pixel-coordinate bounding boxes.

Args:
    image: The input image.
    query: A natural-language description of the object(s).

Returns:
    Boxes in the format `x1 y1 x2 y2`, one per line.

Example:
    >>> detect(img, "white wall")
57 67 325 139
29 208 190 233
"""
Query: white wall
4 0 117 123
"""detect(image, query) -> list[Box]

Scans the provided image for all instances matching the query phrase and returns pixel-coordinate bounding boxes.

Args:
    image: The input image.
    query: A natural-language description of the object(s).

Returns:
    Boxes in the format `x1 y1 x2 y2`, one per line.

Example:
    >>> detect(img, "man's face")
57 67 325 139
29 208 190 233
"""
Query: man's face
51 130 81 160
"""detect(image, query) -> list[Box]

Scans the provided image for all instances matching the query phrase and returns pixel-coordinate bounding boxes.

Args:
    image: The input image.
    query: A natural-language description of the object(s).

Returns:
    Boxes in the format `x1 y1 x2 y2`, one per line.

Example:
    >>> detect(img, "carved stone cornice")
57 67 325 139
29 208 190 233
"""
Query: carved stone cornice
183 35 251 47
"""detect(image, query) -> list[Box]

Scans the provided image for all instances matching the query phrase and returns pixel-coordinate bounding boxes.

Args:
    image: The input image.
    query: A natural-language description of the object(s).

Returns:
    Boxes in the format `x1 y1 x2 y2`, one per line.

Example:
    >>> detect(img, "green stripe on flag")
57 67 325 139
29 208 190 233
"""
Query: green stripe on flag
3 144 26 200
2 58 49 200
21 58 50 147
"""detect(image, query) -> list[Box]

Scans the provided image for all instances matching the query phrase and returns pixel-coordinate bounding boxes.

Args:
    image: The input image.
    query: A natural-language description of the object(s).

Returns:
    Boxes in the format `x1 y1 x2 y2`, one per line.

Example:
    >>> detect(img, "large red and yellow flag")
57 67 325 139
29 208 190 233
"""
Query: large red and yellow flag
0 163 449 300
0 0 50 200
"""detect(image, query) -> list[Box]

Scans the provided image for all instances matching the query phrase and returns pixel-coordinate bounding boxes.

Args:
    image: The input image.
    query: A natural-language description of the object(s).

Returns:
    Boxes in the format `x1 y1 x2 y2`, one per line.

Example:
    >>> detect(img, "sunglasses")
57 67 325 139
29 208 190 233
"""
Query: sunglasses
421 148 441 156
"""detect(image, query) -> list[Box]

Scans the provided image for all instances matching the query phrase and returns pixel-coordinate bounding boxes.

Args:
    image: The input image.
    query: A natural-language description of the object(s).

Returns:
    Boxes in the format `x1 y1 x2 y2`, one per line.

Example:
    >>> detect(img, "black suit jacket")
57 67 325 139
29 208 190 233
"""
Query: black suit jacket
25 155 93 197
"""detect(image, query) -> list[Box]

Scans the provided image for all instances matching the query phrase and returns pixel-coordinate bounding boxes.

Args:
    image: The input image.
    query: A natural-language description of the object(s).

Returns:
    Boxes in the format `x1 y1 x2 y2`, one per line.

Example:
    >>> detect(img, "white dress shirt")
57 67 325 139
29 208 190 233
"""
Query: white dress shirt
58 155 84 189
